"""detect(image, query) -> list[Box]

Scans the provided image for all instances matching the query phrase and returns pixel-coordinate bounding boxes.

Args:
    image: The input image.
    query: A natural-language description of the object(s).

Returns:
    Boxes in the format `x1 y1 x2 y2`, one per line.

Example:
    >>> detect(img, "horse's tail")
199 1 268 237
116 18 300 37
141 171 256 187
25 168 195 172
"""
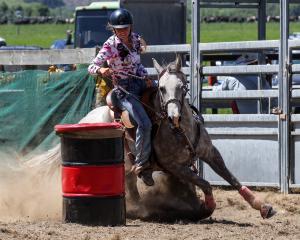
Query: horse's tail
22 144 61 177
22 106 114 175
79 105 113 123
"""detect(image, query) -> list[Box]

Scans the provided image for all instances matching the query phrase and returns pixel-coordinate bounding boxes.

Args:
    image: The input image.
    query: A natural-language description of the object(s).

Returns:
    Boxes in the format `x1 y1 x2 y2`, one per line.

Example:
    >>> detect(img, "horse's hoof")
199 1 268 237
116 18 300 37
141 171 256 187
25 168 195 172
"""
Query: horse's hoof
260 204 276 219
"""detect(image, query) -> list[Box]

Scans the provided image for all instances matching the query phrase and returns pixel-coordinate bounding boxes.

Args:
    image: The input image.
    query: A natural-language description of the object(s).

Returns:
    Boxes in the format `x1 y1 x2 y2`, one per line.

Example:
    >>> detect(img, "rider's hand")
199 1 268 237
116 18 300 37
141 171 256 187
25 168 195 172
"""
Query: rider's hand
145 77 153 88
98 67 113 78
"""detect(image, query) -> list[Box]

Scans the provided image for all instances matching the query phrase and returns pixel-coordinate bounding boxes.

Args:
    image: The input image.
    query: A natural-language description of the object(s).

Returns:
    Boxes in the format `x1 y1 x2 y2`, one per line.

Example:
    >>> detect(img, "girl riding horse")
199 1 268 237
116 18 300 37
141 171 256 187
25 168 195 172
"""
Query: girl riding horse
88 8 155 186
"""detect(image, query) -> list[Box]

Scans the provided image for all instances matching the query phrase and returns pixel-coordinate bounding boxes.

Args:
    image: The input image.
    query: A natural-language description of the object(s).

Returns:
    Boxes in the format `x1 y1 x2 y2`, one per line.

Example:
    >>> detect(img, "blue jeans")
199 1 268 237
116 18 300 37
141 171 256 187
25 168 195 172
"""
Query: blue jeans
115 79 152 167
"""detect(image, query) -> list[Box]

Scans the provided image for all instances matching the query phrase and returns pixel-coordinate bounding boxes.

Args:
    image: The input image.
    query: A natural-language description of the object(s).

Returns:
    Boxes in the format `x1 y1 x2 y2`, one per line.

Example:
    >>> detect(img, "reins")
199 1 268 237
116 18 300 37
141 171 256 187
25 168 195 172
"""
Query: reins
156 67 200 173
107 68 200 172
107 71 166 120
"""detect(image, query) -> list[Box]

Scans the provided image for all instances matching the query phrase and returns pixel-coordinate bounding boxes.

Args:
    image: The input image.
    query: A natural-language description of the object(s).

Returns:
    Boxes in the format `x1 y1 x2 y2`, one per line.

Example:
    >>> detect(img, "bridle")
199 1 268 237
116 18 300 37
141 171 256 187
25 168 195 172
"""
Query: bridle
157 68 189 116
157 67 199 173
112 67 198 171
109 67 188 122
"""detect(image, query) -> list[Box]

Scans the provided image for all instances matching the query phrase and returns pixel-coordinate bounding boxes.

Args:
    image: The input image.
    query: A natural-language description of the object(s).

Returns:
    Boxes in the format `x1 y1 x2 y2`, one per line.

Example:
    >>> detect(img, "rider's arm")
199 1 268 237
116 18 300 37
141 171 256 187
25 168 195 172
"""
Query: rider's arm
136 64 155 88
88 41 113 76
139 37 147 53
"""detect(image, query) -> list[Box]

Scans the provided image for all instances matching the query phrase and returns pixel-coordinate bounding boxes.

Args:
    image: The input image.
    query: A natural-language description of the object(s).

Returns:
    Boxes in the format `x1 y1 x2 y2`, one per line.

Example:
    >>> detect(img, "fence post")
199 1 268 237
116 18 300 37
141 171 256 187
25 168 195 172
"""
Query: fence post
191 0 200 110
191 0 203 177
279 0 290 193
258 0 267 114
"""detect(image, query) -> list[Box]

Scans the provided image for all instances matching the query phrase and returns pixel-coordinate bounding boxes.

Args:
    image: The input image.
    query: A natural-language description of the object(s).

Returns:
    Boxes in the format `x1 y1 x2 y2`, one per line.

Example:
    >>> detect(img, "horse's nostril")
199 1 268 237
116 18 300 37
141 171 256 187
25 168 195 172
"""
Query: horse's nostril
179 116 182 122
168 117 173 123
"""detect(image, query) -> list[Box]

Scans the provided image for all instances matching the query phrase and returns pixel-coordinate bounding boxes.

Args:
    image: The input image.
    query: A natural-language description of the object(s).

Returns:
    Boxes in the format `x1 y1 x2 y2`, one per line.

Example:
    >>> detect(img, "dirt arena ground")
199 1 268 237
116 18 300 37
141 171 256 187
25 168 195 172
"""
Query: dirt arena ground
0 188 299 240
0 149 299 240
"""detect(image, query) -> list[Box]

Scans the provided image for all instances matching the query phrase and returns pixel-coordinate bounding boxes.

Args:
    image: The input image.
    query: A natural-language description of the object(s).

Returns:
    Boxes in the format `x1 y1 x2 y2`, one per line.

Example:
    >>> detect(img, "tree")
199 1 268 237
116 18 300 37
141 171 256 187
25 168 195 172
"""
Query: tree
16 5 24 12
0 2 8 14
24 7 33 17
37 4 49 16
42 0 65 8
24 0 65 8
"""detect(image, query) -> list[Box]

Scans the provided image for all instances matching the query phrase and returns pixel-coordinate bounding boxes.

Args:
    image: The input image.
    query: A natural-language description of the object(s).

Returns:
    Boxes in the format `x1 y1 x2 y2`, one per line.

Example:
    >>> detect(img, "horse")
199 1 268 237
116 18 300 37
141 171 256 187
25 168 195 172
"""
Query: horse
118 55 276 220
79 55 276 220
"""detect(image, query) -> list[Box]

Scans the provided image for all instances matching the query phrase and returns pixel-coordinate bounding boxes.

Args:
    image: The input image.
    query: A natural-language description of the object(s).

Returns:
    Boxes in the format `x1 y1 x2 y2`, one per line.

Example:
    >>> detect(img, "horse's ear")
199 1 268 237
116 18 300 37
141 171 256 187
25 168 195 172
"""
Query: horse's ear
175 54 182 72
152 58 164 75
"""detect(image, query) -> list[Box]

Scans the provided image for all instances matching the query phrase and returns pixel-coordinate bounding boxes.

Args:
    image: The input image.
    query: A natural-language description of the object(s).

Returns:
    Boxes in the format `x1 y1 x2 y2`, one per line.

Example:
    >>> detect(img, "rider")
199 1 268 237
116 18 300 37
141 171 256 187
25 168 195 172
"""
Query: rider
88 8 155 186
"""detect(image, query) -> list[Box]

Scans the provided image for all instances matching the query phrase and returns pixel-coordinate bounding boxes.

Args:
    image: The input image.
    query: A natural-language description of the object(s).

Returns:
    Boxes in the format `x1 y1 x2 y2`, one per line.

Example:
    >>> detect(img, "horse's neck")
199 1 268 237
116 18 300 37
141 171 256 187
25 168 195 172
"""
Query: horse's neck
181 101 197 131
153 91 162 113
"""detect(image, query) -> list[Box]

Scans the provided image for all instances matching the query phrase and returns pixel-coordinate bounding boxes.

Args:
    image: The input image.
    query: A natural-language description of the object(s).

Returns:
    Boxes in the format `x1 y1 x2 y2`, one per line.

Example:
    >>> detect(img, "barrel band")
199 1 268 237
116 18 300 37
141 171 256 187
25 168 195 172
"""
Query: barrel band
61 137 124 165
62 165 125 196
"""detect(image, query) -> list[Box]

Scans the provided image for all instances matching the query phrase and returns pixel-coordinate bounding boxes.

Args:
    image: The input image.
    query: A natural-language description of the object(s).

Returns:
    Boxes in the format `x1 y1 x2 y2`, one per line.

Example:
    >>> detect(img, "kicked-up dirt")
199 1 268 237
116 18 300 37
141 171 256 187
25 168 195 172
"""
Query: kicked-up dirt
0 149 299 240
0 188 300 240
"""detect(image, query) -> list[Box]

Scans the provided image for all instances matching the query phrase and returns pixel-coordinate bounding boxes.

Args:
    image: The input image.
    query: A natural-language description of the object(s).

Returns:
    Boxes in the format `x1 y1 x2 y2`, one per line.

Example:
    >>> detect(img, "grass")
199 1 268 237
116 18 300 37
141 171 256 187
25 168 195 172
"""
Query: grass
0 24 74 48
1 22 299 48
186 22 300 43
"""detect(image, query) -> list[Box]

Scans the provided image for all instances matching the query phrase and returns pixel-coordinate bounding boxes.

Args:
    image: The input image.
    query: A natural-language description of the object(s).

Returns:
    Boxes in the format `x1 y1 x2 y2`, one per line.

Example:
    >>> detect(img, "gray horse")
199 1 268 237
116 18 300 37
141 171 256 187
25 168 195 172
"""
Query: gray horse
124 55 276 220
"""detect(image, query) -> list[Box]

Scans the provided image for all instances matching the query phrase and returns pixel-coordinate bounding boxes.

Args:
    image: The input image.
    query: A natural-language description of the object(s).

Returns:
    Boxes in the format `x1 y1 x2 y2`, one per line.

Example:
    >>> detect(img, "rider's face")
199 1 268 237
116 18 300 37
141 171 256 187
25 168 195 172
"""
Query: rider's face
115 27 131 41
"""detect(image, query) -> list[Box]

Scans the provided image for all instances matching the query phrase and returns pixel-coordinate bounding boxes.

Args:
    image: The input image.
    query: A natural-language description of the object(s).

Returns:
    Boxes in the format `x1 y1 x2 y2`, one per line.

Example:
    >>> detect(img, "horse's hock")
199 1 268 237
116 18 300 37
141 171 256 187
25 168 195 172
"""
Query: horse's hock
55 123 126 226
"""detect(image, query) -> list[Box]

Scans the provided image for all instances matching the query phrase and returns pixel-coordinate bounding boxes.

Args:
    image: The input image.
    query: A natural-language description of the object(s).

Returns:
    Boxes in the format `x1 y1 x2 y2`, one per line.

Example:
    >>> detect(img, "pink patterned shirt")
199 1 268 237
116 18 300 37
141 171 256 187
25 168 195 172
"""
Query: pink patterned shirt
88 32 148 80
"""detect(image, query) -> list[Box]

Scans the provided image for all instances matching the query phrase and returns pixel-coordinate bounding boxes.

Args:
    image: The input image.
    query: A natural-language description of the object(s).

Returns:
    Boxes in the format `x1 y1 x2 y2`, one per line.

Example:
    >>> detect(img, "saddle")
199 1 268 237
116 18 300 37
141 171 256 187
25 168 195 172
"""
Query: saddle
106 87 202 172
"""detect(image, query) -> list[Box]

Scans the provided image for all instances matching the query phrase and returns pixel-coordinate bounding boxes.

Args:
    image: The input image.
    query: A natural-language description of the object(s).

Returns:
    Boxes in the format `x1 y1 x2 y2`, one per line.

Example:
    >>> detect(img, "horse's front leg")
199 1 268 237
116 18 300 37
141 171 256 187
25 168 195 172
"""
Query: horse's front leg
124 156 140 203
161 162 216 217
200 143 276 219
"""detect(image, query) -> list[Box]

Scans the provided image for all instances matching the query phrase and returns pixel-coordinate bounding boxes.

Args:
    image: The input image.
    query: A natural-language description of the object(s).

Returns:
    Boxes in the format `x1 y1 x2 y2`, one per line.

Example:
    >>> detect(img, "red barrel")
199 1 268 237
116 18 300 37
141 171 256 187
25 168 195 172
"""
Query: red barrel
55 123 125 226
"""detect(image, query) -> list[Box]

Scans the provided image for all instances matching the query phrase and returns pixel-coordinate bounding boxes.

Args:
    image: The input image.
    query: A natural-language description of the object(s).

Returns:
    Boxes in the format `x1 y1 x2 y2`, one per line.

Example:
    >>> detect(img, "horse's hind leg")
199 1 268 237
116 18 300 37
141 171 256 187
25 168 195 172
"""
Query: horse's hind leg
163 163 216 215
203 146 242 190
201 145 276 219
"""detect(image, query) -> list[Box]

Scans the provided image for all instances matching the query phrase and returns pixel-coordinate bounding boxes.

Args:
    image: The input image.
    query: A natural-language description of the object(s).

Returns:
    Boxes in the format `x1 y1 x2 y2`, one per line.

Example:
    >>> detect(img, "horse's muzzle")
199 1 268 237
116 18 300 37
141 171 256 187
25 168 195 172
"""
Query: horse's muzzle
168 116 181 128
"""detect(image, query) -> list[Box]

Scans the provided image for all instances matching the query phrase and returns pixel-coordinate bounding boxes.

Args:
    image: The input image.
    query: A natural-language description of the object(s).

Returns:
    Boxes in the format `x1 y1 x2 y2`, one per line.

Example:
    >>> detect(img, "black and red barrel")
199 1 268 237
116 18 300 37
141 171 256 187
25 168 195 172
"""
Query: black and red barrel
55 123 125 226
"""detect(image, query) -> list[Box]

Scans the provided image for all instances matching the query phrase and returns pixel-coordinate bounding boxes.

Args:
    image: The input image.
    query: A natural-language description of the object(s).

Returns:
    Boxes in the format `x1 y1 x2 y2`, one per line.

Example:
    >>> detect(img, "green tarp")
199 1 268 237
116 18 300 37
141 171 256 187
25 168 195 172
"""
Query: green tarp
0 69 95 156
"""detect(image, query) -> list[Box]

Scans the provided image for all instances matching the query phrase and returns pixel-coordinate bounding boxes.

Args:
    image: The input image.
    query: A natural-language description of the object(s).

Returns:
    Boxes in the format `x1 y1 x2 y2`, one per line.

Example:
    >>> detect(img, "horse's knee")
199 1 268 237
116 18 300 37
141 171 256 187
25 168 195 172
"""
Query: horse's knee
164 164 213 195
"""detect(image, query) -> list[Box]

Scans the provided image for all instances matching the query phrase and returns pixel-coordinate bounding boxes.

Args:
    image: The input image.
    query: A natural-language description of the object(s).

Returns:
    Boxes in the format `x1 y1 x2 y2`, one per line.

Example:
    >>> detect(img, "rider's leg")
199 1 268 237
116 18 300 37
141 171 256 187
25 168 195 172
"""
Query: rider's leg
117 95 154 186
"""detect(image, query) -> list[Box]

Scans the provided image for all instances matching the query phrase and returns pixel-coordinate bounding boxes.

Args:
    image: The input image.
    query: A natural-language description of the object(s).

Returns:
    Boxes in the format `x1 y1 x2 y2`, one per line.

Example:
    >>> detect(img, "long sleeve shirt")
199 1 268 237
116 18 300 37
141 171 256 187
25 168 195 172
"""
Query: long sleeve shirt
88 32 148 80
213 75 272 114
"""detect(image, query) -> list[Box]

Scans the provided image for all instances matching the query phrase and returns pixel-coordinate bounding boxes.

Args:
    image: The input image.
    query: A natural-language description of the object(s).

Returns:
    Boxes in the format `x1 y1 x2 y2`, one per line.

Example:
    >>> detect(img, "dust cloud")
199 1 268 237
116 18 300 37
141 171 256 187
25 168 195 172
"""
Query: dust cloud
0 142 208 223
0 145 61 221
126 172 210 222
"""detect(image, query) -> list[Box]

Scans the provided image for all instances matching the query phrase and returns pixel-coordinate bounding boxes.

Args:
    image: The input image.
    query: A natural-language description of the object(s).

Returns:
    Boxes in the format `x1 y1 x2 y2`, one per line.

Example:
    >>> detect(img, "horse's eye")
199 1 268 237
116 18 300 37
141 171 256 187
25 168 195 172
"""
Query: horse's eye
159 86 166 93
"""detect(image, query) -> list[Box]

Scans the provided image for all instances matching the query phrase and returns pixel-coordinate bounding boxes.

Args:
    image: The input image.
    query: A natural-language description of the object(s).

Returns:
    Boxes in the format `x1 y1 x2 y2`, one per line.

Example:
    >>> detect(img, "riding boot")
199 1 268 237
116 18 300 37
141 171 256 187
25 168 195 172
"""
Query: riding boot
139 168 154 186
133 162 154 186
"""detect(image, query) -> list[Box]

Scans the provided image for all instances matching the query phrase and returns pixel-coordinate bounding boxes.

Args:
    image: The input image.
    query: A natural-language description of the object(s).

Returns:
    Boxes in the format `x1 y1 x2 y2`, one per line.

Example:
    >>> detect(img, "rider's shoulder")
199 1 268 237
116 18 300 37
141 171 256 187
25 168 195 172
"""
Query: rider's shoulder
103 35 117 46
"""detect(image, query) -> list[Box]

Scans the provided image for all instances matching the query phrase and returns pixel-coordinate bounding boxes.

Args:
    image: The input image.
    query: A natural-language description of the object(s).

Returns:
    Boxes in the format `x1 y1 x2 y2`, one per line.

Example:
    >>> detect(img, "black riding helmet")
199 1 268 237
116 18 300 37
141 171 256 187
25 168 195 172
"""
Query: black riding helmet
109 8 133 28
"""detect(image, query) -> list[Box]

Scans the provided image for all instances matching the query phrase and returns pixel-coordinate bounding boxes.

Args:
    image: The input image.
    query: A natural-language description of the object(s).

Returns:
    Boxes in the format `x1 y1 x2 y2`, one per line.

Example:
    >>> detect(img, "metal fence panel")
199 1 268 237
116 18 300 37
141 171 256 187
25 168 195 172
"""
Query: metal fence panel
293 136 300 184
203 115 279 186
291 115 300 185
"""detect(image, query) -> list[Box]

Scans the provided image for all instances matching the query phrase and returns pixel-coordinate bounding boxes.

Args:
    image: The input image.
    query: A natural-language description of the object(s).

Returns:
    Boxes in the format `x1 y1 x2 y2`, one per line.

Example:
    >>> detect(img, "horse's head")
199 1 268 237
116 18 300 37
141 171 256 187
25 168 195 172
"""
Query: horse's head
153 55 188 128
